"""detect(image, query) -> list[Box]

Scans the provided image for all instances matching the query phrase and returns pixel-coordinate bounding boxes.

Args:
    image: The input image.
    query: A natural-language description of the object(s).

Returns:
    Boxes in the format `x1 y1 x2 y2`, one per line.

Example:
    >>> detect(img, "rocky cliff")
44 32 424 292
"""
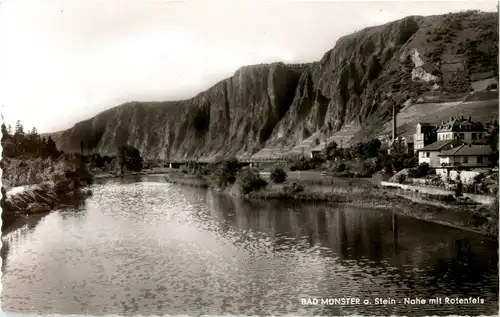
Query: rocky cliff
50 11 499 160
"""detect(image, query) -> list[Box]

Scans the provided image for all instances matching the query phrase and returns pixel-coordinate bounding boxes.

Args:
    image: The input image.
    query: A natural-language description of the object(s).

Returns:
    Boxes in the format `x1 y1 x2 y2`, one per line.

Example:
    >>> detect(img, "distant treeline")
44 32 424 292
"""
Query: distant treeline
1 120 61 159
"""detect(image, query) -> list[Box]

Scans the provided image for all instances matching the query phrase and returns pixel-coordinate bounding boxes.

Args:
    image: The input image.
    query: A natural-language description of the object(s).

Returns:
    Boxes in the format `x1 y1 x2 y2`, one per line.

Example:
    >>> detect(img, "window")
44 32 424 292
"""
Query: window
472 133 477 140
426 152 430 158
459 133 464 140
463 156 468 163
478 133 483 139
477 156 483 164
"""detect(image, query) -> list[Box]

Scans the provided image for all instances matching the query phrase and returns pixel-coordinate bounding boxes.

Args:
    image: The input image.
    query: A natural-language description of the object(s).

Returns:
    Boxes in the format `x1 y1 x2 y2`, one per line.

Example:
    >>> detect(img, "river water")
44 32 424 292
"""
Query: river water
1 175 498 316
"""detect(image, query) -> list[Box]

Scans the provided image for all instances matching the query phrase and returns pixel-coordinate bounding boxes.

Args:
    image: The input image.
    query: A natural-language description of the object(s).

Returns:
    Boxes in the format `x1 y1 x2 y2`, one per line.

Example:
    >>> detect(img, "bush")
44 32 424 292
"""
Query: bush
270 167 287 184
360 157 381 177
396 174 406 184
211 159 241 190
290 158 317 171
335 163 347 172
408 163 430 178
283 182 305 195
236 169 267 194
474 173 486 183
455 180 463 197
117 145 143 173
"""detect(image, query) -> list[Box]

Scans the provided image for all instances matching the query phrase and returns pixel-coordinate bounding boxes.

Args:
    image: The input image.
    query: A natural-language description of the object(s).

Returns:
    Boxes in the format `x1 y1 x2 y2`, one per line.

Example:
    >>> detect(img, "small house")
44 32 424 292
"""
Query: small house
438 144 494 168
417 139 462 168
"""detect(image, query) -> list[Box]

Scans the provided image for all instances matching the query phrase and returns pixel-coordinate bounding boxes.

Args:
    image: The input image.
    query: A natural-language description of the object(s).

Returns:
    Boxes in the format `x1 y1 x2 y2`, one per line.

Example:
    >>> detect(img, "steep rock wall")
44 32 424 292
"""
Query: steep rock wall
50 11 498 160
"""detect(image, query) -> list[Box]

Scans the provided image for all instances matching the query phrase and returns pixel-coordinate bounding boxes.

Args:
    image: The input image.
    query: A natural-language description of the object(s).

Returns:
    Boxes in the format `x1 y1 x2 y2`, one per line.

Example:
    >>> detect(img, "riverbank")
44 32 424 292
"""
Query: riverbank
161 171 498 237
92 167 175 179
2 158 94 232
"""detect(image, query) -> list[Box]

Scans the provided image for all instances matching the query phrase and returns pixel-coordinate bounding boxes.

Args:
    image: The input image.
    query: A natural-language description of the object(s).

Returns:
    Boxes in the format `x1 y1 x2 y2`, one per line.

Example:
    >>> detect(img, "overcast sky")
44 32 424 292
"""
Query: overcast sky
0 0 497 133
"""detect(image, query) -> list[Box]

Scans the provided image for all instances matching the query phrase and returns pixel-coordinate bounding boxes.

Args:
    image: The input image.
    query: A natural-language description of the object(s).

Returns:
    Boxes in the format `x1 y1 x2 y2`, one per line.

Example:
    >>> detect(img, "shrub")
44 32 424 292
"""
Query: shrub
236 169 267 194
396 174 406 184
474 173 485 183
335 163 347 172
408 163 430 178
290 158 316 171
270 167 287 184
117 145 143 172
360 157 381 177
283 182 305 195
455 180 463 197
211 159 241 190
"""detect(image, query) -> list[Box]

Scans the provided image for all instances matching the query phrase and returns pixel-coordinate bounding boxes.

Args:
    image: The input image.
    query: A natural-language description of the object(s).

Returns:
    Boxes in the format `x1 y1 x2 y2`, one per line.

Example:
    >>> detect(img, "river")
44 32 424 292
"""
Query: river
1 175 498 316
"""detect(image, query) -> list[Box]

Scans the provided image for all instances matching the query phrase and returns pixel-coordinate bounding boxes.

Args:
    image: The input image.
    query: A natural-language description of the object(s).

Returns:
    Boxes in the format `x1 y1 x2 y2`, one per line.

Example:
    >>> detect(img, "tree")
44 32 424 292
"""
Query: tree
10 120 26 157
270 167 287 184
455 175 463 197
211 158 241 189
1 122 13 158
1 122 8 137
14 120 24 136
487 122 499 163
365 139 382 158
25 127 41 157
325 141 338 159
117 144 143 173
45 136 60 159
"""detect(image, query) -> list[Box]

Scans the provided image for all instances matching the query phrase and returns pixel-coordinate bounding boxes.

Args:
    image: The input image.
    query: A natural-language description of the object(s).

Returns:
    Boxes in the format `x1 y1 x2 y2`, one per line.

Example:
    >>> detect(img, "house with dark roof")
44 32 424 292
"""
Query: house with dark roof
310 144 324 159
413 122 437 152
417 139 462 168
436 116 487 143
438 144 494 168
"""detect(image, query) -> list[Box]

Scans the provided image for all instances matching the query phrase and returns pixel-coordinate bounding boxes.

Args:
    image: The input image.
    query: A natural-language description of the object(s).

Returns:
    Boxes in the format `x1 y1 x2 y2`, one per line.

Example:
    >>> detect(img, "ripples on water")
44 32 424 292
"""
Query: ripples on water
1 175 498 316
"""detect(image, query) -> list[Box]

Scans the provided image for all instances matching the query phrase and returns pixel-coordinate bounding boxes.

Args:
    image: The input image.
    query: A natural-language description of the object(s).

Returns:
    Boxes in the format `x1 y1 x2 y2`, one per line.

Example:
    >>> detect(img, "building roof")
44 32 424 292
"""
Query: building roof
437 116 485 133
438 144 493 157
418 139 461 152
417 122 432 127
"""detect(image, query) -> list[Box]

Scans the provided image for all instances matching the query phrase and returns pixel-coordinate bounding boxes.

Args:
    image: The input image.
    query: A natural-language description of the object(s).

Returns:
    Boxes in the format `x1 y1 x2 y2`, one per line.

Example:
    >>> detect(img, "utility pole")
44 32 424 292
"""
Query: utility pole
392 101 397 143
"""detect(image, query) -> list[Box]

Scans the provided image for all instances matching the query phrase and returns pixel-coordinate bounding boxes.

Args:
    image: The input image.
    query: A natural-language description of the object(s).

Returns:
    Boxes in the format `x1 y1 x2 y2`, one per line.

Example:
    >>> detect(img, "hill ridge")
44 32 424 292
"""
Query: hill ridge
48 10 498 161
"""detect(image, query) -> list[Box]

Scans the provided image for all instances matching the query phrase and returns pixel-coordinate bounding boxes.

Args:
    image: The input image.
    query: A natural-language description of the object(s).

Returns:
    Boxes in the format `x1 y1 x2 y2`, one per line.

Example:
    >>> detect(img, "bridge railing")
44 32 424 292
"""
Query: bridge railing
166 156 297 165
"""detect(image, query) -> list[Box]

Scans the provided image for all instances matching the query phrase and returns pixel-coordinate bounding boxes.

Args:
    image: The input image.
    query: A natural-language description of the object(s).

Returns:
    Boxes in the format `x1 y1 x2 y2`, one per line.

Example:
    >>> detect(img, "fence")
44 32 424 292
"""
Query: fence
380 181 495 205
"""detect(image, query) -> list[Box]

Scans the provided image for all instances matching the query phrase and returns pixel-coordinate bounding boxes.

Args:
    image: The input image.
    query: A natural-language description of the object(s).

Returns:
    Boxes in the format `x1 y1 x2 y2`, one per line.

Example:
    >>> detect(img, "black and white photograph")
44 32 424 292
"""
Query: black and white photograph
0 0 498 316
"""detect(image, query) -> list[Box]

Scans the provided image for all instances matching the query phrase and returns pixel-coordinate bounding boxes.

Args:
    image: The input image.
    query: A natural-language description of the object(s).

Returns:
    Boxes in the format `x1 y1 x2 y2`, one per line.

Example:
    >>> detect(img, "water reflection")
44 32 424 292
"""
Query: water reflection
1 177 498 316
206 190 498 314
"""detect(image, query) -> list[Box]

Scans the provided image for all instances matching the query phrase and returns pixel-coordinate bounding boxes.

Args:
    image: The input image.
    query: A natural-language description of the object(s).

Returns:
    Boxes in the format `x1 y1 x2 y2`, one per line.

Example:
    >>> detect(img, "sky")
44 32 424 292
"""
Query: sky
0 0 497 133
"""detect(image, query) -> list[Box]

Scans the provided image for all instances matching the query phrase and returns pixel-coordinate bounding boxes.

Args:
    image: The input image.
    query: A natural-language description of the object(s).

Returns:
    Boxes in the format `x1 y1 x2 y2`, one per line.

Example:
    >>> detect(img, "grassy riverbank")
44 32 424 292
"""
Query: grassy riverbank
1 157 94 232
247 183 498 237
162 168 498 237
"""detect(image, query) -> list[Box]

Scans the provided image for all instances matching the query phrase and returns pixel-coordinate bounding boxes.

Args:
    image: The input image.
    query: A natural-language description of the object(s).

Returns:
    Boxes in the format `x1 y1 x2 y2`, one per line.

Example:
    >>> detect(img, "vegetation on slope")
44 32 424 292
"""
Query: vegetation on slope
1 119 95 231
43 11 498 162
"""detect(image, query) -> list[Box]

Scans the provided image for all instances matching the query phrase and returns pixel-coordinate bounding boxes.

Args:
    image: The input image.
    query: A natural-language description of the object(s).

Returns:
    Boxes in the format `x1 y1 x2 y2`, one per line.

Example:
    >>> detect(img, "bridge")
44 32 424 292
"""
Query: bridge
161 156 300 169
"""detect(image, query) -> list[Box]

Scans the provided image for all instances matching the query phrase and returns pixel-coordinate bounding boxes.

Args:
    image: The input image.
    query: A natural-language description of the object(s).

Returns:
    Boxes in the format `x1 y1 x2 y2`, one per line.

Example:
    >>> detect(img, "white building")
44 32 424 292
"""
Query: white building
417 139 462 168
438 144 494 168
436 116 487 143
413 123 437 152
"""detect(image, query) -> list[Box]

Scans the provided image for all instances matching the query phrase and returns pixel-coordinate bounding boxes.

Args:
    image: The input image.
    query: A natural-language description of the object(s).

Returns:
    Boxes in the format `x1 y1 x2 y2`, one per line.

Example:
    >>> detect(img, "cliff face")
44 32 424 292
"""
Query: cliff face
51 11 498 160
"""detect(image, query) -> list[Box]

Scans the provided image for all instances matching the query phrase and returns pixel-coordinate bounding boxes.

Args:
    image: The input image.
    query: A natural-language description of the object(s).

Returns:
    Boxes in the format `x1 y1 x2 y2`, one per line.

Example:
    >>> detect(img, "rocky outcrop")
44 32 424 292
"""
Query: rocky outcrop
1 165 94 232
49 11 498 160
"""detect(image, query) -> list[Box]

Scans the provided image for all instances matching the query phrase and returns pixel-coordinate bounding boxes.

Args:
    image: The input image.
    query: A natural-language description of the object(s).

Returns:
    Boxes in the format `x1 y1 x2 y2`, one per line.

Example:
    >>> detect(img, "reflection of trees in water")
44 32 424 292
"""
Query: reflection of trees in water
421 237 498 298
1 237 10 273
205 193 391 259
1 212 51 274
204 192 498 301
